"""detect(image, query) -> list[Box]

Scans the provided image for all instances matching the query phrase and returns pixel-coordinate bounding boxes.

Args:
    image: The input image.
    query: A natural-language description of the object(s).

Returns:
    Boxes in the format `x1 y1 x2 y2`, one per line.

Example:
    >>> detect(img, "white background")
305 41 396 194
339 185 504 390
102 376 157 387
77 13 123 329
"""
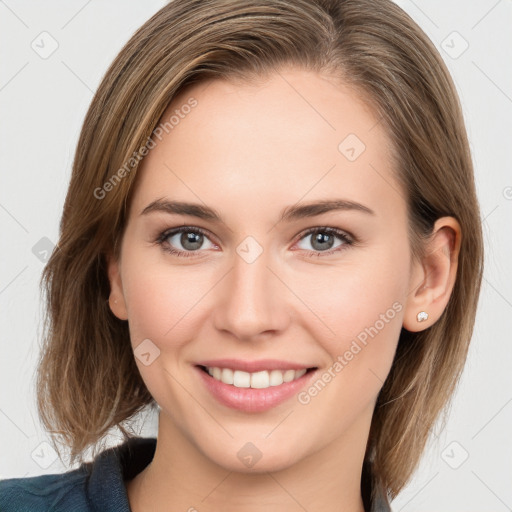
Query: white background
1 1 511 510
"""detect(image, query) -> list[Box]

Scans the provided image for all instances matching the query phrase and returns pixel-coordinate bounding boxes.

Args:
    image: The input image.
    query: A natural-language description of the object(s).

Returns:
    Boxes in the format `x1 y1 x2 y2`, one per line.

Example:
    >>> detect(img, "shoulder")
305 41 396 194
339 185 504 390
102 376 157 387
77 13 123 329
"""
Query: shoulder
0 468 89 512
0 436 157 512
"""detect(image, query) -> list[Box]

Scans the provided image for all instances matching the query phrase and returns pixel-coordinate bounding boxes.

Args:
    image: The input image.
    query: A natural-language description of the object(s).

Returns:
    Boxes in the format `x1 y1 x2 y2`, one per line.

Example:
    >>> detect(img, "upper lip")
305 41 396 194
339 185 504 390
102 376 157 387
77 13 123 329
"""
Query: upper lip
196 359 316 373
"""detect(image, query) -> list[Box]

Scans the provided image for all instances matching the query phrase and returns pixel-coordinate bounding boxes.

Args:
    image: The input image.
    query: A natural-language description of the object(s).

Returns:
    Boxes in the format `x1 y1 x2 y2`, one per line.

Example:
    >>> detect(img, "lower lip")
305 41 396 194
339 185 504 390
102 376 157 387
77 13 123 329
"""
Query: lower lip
195 366 317 413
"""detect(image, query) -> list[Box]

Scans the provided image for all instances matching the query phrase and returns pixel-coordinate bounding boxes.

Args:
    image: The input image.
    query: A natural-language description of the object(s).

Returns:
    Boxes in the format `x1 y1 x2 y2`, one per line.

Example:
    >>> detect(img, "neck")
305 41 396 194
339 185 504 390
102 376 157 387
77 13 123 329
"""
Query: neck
127 411 370 512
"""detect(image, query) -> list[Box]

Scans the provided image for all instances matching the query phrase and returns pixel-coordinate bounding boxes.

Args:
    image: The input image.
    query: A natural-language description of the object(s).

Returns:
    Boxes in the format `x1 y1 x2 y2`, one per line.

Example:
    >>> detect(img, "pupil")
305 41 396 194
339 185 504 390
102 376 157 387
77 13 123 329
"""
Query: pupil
182 231 202 250
312 232 333 251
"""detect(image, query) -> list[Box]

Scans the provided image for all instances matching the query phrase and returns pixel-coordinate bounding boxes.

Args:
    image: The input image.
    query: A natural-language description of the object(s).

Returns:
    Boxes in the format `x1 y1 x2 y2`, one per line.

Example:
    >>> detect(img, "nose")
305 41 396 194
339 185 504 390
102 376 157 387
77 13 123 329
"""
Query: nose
212 241 290 342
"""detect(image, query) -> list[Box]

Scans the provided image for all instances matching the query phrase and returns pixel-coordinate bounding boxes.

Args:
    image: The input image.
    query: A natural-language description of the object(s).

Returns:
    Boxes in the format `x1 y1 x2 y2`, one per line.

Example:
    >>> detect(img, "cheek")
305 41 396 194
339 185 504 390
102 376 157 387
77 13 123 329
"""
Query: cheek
120 257 208 416
291 238 410 414
294 244 409 347
287 258 407 456
121 252 209 347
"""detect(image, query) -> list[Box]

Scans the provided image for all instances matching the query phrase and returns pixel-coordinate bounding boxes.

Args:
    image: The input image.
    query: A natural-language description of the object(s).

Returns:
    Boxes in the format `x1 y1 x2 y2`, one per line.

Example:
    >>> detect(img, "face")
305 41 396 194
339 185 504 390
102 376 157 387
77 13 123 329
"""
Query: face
108 68 416 473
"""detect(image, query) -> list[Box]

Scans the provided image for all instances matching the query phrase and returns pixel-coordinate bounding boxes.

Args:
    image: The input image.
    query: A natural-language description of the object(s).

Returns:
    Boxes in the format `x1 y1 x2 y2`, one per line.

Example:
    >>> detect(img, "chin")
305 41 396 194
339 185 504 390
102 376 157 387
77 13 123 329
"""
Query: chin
202 438 308 474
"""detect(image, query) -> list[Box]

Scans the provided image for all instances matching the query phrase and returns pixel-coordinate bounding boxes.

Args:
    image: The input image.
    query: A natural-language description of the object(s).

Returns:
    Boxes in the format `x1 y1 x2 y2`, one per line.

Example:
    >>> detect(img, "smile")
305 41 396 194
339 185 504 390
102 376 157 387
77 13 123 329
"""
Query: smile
202 366 308 389
195 361 318 413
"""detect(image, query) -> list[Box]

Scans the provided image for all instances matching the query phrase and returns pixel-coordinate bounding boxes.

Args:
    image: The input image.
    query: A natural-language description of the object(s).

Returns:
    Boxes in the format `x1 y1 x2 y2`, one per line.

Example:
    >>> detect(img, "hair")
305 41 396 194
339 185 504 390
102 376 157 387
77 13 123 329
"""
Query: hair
35 0 483 501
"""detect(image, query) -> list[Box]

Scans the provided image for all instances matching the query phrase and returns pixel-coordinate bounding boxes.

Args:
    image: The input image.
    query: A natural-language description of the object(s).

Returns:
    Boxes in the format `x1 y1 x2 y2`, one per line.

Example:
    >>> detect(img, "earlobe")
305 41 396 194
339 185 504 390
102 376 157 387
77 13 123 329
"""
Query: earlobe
403 217 461 332
106 251 129 321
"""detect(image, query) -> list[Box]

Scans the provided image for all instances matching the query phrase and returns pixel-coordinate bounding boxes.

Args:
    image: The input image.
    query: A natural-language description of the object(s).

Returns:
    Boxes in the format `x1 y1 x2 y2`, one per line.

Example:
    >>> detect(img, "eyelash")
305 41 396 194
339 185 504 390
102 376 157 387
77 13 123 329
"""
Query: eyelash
154 225 354 259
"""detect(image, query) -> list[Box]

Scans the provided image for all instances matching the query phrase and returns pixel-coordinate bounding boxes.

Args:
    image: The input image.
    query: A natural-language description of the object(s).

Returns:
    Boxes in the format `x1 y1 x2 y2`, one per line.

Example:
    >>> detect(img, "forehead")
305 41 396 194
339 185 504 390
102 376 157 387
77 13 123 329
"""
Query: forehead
129 69 403 223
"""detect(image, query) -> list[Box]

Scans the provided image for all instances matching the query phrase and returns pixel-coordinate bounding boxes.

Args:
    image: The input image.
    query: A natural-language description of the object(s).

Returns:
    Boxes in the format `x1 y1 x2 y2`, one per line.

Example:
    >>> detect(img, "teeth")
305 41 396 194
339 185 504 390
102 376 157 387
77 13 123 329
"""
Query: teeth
283 369 296 383
269 369 284 386
205 367 307 389
250 370 269 389
221 367 234 385
233 370 251 388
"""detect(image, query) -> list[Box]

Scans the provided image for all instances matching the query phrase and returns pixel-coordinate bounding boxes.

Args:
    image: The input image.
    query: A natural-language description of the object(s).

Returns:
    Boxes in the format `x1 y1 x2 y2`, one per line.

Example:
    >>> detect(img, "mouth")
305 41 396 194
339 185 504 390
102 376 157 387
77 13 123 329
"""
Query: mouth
197 365 316 389
194 361 318 413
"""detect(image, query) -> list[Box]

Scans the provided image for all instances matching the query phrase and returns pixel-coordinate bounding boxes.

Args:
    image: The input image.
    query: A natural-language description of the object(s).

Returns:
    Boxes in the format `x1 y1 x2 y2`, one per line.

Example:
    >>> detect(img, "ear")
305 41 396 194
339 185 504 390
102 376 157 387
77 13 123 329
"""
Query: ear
403 216 461 332
106 251 129 321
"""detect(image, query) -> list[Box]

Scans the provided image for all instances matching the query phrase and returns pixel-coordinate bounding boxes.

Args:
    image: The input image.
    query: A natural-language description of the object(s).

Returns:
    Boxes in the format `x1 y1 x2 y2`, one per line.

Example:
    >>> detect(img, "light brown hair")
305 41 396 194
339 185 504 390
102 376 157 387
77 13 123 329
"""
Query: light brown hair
36 0 484 500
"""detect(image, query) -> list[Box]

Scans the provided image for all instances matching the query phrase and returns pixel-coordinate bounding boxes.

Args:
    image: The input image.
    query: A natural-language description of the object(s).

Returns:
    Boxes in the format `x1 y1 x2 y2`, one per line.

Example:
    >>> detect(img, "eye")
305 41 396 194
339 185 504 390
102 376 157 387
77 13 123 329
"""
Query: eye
155 225 354 258
156 226 216 257
294 227 353 257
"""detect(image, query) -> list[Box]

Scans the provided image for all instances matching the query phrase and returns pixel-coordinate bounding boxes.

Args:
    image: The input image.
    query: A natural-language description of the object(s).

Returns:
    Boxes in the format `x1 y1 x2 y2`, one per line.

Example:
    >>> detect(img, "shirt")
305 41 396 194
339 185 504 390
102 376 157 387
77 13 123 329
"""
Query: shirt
0 436 392 511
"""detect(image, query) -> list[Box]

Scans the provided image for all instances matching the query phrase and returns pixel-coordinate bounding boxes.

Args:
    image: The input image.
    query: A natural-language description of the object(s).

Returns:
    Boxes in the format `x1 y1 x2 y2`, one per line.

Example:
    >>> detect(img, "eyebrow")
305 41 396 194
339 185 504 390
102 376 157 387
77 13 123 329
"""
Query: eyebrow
140 198 375 223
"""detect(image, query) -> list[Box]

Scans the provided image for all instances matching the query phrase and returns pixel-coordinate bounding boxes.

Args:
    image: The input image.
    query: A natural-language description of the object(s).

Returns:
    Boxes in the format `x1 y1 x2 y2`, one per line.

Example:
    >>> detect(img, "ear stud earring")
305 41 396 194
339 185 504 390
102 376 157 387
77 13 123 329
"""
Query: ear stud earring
416 311 429 322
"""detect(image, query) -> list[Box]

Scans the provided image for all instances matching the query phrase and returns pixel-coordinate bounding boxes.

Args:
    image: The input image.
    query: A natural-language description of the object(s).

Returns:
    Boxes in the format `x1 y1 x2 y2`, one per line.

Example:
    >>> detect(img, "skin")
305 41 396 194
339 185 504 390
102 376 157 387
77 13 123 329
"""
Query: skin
107 68 461 512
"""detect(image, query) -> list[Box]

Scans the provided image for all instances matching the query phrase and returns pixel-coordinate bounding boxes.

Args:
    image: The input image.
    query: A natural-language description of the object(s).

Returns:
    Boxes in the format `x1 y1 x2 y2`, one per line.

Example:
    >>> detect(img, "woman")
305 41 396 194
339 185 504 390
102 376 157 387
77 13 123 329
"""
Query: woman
0 0 483 510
